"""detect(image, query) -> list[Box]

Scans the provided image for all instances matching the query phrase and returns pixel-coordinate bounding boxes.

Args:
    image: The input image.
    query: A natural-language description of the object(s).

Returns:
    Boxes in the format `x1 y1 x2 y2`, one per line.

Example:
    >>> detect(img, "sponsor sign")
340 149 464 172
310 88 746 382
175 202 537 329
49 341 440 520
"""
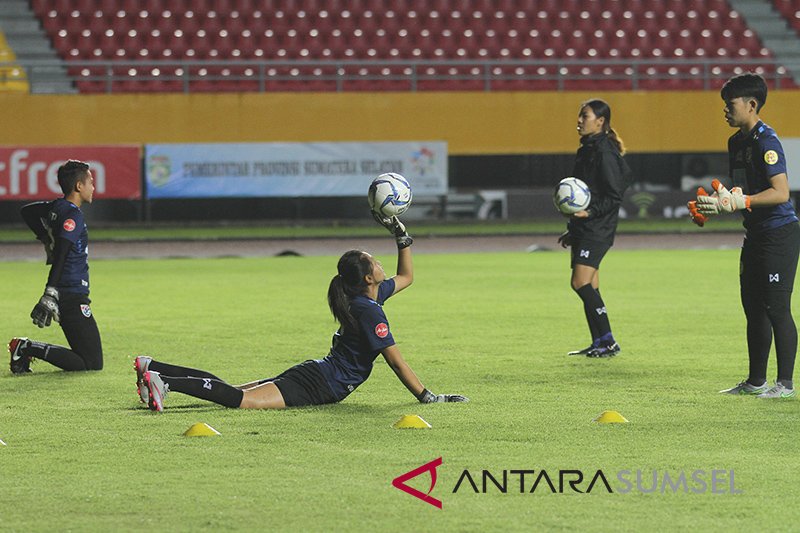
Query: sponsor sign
0 146 141 200
144 142 447 198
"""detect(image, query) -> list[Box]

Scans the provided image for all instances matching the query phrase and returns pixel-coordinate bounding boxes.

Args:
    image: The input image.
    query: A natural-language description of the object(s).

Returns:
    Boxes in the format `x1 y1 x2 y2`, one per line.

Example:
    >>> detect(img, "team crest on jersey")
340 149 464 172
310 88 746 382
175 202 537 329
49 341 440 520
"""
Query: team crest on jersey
764 150 779 165
375 323 389 338
63 219 76 232
80 304 92 318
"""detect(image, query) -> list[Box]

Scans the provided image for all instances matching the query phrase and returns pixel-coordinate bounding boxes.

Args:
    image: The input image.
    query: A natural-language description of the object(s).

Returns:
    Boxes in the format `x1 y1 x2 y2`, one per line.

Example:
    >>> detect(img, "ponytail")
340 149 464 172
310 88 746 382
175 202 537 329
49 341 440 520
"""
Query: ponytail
327 250 374 331
608 127 626 156
327 274 358 332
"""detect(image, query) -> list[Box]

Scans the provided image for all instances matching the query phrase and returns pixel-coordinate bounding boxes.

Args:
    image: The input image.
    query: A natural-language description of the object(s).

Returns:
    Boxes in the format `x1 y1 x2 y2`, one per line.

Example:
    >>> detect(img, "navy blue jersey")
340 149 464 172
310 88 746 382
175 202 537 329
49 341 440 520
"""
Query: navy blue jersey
49 198 90 294
315 278 397 401
728 121 798 232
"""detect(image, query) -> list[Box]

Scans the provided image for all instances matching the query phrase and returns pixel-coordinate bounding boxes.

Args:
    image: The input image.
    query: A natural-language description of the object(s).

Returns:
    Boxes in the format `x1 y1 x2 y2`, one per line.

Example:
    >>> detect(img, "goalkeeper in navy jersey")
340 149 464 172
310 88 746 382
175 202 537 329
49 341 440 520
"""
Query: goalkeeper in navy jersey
691 73 800 398
133 215 468 411
8 160 104 373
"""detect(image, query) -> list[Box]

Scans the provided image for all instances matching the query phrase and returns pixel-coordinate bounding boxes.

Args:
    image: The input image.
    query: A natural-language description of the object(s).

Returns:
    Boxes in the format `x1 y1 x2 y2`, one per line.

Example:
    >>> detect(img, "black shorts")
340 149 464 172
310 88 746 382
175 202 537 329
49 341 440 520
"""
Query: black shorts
59 292 103 370
570 239 611 269
740 222 800 294
260 360 337 407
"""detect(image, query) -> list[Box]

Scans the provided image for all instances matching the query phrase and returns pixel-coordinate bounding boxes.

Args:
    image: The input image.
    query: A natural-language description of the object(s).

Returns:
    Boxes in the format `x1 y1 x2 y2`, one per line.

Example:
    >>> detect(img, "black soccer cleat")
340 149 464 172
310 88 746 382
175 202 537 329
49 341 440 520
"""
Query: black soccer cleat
9 337 32 374
586 342 621 358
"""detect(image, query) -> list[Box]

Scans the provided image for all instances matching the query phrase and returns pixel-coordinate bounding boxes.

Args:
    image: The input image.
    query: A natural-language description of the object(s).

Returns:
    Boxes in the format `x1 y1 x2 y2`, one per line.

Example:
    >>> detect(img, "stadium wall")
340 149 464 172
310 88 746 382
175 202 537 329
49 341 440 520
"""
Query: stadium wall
3 90 800 154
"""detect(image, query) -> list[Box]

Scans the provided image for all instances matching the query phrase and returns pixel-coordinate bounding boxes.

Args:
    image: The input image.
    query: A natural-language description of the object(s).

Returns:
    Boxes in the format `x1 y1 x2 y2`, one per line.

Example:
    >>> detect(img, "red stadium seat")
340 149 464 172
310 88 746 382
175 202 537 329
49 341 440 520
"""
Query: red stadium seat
30 0 793 93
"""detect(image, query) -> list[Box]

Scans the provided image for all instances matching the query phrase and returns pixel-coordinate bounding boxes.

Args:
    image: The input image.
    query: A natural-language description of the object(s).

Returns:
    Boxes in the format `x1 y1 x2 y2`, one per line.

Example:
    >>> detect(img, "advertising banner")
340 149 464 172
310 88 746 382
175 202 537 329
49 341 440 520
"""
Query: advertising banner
145 142 447 198
0 146 141 200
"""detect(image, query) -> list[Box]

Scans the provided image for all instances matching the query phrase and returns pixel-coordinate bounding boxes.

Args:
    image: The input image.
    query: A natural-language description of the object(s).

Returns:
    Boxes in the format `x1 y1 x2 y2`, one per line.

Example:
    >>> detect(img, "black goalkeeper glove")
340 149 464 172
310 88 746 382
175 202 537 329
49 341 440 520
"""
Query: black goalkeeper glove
372 211 413 249
31 286 60 328
417 388 469 403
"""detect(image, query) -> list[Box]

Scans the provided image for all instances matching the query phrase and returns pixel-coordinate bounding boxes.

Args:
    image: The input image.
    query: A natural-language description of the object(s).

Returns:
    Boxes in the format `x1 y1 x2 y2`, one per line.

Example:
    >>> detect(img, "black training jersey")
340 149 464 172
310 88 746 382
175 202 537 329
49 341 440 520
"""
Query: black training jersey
568 133 632 245
315 278 397 401
49 198 90 294
728 121 798 232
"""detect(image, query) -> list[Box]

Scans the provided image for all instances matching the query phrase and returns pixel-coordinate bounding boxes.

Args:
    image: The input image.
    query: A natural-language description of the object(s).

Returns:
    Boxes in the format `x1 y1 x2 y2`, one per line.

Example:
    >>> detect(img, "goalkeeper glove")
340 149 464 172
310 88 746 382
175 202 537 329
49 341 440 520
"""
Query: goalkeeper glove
698 179 750 214
687 187 712 226
417 388 469 403
372 211 413 249
695 185 722 215
31 286 60 328
713 178 750 212
557 230 572 248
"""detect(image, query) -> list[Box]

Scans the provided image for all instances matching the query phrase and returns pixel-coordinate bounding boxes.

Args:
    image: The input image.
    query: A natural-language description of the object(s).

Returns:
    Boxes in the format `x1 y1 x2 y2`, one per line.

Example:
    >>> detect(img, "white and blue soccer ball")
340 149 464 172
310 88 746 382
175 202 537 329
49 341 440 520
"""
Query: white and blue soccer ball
368 173 413 217
554 177 591 215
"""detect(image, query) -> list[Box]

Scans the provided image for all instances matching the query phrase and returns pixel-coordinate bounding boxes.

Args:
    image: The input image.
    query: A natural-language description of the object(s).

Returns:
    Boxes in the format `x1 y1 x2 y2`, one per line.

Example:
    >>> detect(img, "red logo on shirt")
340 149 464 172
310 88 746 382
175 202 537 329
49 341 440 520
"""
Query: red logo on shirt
375 323 389 338
63 219 76 232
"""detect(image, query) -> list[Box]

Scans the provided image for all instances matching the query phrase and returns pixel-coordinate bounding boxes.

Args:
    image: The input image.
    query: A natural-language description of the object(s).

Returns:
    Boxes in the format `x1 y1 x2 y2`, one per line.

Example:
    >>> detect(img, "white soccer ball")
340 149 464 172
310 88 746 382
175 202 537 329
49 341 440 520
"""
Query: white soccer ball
554 177 591 215
368 173 413 217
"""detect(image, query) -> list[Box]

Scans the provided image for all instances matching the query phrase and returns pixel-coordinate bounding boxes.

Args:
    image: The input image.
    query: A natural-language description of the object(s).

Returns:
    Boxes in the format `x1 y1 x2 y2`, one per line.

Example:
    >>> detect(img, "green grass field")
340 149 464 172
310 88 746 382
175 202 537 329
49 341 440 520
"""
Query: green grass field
1 248 796 531
0 218 745 242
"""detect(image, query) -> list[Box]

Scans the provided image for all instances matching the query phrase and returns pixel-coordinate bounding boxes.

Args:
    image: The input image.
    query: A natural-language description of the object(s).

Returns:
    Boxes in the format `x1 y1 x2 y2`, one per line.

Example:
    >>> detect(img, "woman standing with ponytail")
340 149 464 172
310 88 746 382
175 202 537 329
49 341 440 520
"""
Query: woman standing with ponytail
133 216 468 411
558 99 632 358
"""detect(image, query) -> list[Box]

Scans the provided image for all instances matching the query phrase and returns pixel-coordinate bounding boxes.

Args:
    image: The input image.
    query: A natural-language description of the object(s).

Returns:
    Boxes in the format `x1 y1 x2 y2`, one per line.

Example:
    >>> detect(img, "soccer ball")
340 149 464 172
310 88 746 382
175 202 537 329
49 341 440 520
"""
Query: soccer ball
553 177 591 215
368 173 413 217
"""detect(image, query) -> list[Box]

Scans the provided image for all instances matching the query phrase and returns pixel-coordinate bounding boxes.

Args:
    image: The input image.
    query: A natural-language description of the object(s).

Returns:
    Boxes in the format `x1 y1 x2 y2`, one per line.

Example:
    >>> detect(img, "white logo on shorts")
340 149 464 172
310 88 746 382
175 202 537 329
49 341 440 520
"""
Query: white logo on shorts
580 250 590 258
596 307 607 315
769 273 780 283
203 378 212 390
80 304 92 318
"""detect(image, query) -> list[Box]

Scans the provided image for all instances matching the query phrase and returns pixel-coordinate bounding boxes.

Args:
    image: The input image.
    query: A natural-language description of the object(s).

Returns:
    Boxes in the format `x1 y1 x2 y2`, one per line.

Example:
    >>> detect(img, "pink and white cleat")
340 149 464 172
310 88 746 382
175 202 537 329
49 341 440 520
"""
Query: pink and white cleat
134 356 152 404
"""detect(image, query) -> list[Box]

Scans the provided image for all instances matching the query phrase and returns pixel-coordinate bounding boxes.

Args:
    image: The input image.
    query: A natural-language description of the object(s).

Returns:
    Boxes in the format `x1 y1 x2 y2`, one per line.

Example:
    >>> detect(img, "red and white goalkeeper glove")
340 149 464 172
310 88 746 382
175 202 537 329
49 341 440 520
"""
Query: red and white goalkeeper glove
697 179 750 215
687 187 712 226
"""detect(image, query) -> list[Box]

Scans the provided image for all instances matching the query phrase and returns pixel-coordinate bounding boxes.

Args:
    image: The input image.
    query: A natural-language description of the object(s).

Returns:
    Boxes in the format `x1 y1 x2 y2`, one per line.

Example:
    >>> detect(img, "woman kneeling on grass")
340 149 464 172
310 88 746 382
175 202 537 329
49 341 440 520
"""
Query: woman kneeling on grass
134 216 468 412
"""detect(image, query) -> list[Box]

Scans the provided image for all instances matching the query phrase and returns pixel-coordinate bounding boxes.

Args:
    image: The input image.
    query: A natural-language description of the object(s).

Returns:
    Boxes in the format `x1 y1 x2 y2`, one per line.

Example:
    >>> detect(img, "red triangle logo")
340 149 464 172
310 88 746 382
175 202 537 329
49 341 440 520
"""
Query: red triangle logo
391 457 443 509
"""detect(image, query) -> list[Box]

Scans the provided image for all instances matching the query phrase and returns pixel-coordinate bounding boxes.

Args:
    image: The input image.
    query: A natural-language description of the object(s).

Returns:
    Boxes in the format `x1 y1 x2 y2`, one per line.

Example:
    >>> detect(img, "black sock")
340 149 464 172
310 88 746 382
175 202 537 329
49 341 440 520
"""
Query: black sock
581 297 600 343
765 291 797 386
23 340 87 371
160 375 244 408
743 291 772 385
576 284 612 341
149 360 223 381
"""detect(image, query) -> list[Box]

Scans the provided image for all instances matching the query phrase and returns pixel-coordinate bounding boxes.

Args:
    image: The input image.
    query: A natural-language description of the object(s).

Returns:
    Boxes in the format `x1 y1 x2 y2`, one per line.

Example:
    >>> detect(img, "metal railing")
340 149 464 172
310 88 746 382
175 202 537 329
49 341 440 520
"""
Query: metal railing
2 57 798 93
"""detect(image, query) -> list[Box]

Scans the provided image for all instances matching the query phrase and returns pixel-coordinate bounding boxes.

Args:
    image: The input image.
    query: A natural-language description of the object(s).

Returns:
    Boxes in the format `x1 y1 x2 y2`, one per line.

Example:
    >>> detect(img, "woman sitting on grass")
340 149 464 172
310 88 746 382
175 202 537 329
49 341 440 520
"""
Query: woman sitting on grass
134 215 468 411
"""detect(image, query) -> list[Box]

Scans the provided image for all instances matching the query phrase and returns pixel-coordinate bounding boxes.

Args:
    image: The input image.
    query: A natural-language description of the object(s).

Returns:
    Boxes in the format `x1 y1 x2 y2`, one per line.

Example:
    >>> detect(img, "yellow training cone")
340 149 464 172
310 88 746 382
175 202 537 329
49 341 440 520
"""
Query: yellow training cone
593 410 629 424
183 422 221 437
393 415 432 429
